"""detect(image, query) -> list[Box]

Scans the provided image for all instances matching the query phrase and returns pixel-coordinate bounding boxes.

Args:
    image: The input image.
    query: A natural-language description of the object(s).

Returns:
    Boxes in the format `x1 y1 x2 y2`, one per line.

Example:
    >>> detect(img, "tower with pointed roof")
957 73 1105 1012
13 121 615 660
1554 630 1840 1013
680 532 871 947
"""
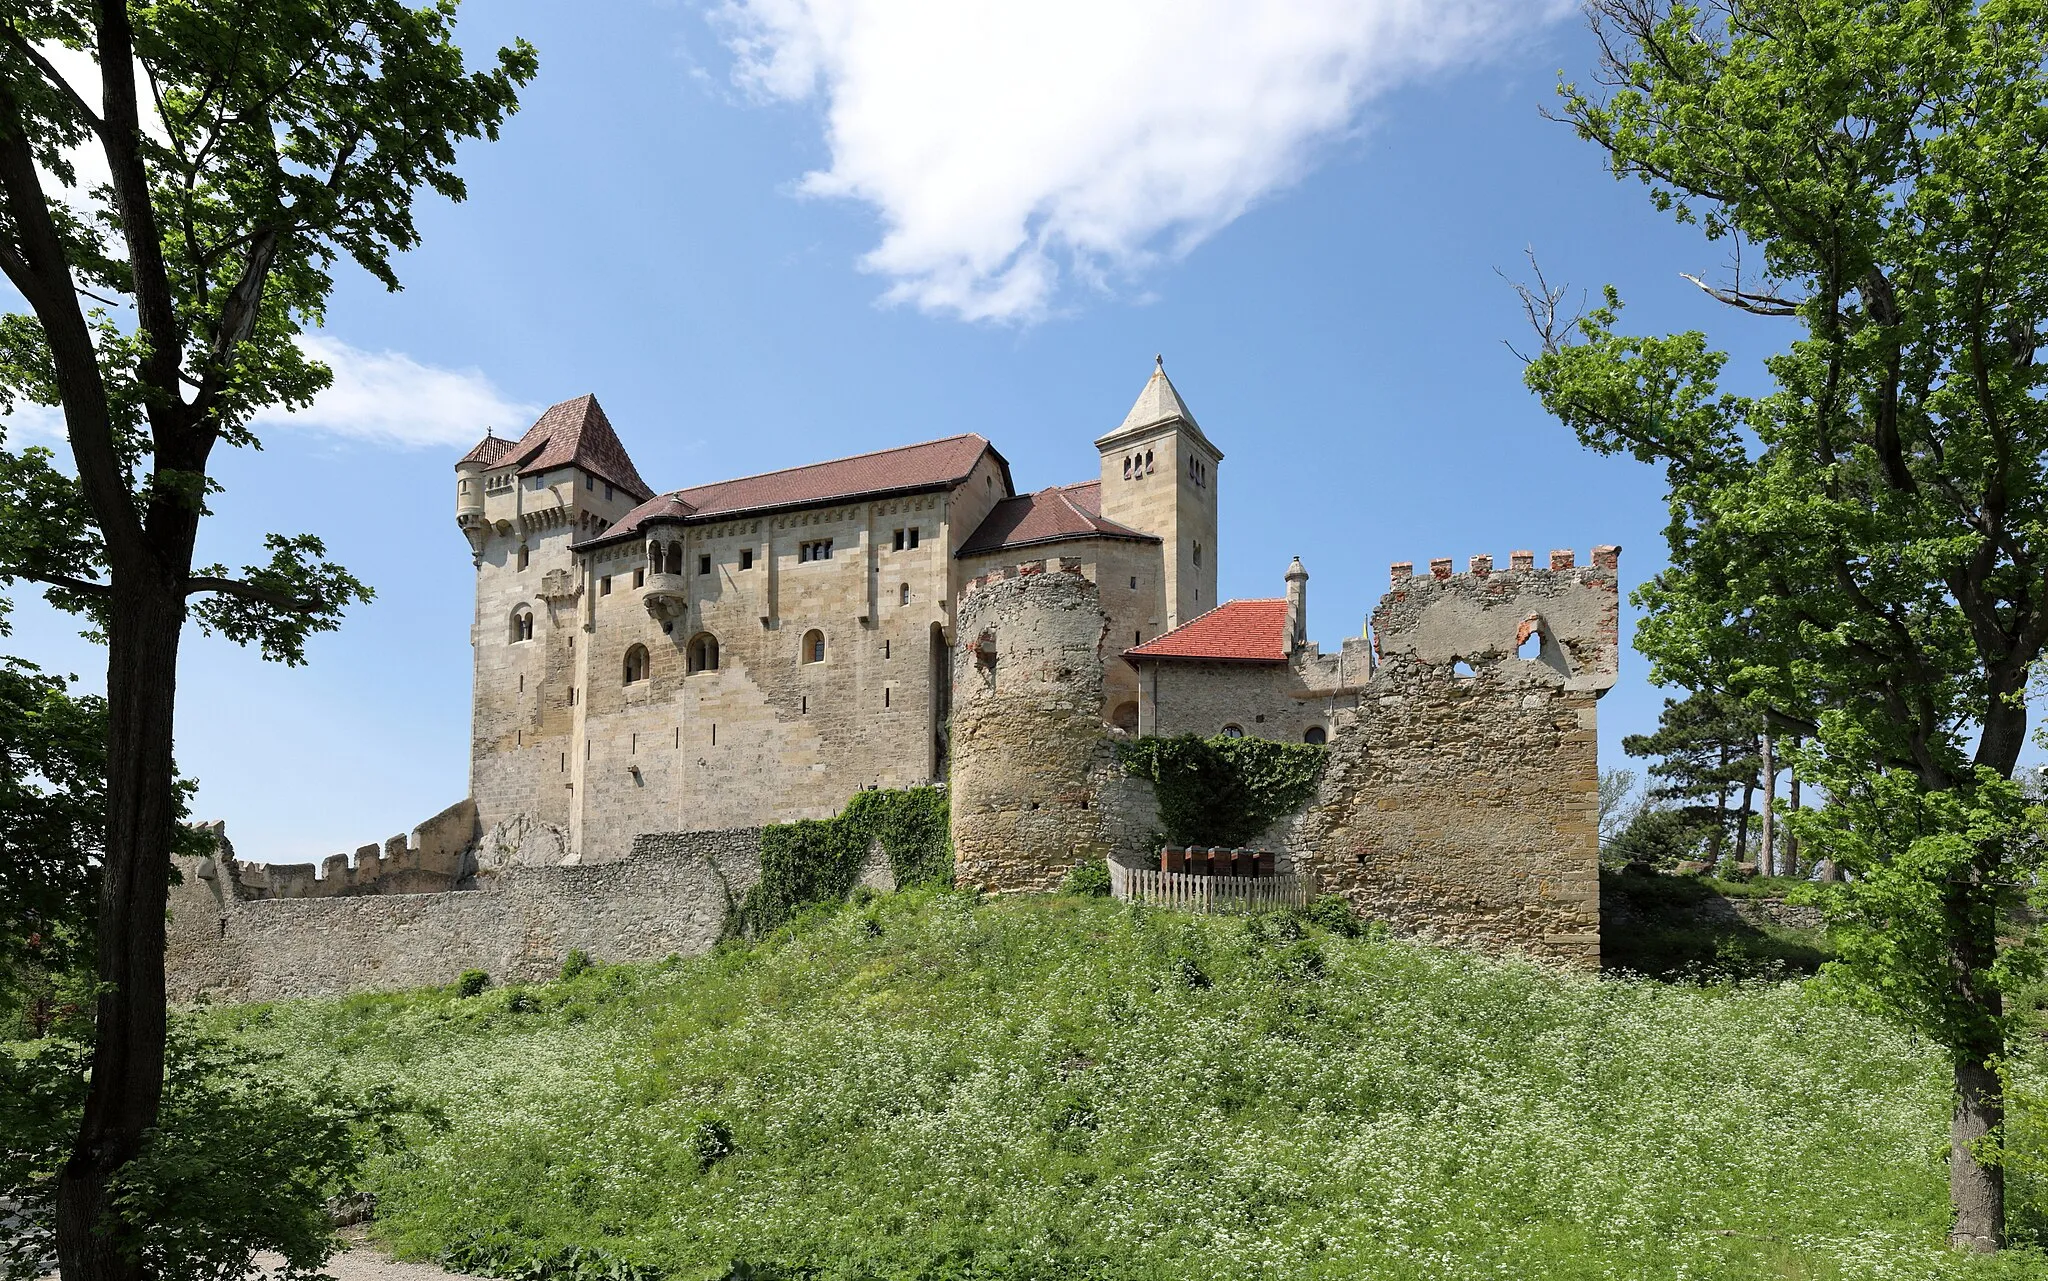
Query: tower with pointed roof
1093 357 1222 631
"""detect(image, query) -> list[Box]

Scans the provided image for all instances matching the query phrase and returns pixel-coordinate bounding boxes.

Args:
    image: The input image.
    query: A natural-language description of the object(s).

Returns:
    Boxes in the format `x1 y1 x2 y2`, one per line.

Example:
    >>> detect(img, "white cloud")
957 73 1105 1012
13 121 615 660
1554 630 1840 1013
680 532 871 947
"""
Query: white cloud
718 0 1570 322
257 336 536 450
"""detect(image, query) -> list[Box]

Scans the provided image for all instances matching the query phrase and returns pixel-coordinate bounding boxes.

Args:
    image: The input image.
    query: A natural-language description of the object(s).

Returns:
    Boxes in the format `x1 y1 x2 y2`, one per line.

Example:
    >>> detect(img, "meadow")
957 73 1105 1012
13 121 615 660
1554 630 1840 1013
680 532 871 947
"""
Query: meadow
199 887 2048 1281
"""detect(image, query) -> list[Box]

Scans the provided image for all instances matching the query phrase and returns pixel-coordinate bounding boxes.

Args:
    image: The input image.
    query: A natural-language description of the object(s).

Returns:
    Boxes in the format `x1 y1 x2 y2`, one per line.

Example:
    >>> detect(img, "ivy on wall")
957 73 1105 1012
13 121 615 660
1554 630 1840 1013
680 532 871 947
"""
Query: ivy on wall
1116 734 1328 848
726 786 952 939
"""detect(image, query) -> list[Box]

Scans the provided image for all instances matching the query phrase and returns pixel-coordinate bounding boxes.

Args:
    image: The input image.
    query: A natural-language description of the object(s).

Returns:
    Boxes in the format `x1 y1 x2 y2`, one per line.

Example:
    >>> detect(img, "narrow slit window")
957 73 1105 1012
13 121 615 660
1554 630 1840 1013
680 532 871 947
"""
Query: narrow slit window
900 583 911 606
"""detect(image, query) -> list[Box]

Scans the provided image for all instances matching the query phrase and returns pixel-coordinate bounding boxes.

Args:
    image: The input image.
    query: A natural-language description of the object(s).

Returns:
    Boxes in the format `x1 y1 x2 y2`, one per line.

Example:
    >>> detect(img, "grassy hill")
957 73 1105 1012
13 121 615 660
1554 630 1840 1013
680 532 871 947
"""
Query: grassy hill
203 887 2048 1281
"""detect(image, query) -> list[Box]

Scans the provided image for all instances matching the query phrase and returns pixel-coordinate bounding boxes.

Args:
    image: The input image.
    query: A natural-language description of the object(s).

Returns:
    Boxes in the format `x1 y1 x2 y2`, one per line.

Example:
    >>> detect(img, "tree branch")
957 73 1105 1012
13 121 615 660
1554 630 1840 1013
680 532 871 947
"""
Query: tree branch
0 566 113 597
1679 272 1803 316
184 574 323 613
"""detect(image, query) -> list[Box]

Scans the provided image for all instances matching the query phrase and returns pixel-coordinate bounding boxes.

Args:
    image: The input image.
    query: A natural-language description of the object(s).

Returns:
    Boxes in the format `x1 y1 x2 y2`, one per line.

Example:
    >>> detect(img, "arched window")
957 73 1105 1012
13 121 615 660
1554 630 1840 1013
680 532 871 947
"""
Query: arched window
900 583 911 606
1123 457 1132 479
622 644 650 684
668 541 683 575
516 543 529 572
687 632 720 674
1303 726 1327 745
509 605 534 644
802 629 826 664
1220 723 1245 738
1111 701 1139 731
1144 449 1154 474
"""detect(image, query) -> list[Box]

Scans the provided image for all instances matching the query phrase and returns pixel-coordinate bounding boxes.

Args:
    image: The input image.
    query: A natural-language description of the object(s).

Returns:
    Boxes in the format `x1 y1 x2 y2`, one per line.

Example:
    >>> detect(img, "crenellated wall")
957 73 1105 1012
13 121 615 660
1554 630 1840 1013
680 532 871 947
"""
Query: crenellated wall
1287 547 1620 965
198 798 479 900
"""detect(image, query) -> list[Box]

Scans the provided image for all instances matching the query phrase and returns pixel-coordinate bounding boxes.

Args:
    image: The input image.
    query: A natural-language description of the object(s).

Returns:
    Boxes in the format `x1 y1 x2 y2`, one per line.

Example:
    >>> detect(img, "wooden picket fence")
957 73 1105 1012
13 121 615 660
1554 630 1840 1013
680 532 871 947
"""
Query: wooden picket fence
1108 860 1314 914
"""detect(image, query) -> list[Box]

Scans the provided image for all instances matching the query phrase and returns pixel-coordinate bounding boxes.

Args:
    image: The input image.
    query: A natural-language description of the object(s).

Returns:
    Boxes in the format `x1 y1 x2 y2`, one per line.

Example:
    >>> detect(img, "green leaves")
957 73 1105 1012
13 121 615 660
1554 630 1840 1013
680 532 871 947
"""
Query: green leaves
190 532 372 666
1115 733 1327 848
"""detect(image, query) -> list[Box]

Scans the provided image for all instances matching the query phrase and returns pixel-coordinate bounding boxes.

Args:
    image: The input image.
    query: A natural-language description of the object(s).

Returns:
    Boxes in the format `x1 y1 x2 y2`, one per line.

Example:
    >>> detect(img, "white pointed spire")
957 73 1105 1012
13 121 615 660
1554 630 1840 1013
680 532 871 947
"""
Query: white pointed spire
1115 354 1200 435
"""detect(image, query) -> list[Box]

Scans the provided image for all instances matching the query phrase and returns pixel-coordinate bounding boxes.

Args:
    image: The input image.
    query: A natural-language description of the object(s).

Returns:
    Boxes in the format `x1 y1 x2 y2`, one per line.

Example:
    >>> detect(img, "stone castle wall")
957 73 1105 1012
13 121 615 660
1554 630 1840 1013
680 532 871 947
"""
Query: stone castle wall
1288 549 1620 965
167 825 761 1002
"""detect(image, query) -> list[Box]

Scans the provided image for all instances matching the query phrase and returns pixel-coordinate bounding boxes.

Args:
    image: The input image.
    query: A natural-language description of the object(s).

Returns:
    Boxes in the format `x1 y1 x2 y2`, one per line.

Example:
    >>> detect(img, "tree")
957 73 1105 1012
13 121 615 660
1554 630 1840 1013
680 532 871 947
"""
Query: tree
0 7 533 1279
0 657 104 1040
1622 689 1760 865
1523 0 2048 1249
1598 766 1641 844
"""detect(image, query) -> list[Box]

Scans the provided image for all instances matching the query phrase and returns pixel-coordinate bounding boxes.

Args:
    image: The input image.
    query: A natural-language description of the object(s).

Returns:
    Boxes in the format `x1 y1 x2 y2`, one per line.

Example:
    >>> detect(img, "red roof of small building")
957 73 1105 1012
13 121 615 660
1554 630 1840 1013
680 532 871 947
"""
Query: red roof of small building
577 433 1008 549
958 482 1155 555
1125 599 1289 664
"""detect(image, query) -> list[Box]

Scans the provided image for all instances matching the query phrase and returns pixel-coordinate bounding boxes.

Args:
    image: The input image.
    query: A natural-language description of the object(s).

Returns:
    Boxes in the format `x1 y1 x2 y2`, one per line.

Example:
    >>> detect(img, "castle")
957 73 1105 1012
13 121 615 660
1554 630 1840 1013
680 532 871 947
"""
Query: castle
166 360 1621 1001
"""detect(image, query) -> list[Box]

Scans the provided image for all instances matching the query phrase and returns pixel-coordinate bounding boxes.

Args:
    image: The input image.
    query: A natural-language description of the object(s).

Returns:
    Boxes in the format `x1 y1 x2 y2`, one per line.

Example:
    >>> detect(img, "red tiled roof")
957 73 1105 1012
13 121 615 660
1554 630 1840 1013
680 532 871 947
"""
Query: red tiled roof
1125 599 1289 664
611 494 698 532
456 433 515 467
578 434 1006 549
958 482 1155 555
506 395 652 500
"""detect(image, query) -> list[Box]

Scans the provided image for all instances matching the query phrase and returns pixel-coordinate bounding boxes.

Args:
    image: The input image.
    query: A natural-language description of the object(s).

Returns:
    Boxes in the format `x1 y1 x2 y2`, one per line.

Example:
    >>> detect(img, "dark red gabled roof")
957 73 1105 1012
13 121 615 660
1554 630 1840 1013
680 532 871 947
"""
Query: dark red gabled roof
506 395 652 500
456 433 515 468
957 481 1156 555
575 434 1007 549
1125 599 1289 664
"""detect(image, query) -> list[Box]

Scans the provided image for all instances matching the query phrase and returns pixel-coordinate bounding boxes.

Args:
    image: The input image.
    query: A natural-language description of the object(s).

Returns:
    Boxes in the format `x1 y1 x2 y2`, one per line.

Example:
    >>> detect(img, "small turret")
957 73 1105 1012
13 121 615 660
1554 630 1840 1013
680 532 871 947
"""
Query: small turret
455 430 513 566
1284 556 1308 654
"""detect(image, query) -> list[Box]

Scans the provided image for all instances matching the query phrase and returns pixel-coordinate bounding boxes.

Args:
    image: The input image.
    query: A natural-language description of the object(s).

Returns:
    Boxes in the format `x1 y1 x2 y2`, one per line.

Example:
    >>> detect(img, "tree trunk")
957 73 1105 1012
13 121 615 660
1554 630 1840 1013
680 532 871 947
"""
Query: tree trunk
1735 775 1755 869
1951 1052 2006 1251
1759 732 1776 877
1786 738 1801 877
54 582 186 1281
1707 746 1731 868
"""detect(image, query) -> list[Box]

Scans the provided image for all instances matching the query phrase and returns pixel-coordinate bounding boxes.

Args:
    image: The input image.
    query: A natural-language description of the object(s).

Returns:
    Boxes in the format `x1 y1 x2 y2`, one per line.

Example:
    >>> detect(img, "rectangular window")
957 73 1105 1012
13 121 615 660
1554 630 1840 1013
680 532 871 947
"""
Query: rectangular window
740 548 754 570
604 483 614 501
633 567 645 588
893 528 905 551
601 576 612 595
908 527 920 549
1130 576 1138 589
698 554 712 575
883 640 892 660
884 687 891 708
530 474 545 491
585 474 594 490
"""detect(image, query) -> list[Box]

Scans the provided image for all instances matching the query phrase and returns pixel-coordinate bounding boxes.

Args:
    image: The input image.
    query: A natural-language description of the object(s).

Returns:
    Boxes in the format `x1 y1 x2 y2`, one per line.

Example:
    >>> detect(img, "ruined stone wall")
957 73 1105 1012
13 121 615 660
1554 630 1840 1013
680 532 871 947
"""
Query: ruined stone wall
949 562 1137 890
165 825 762 1003
201 799 477 899
1289 549 1620 966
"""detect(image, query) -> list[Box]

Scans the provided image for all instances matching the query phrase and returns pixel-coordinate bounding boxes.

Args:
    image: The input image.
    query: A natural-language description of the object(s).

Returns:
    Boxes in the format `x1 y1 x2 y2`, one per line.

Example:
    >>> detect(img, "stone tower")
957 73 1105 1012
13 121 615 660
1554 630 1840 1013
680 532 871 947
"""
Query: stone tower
1093 358 1222 630
455 395 651 846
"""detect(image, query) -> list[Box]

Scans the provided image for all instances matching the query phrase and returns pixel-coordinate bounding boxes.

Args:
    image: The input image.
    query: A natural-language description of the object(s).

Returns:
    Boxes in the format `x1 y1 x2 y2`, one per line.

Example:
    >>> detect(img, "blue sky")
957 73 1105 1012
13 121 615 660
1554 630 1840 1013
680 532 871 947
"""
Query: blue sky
10 1 1801 861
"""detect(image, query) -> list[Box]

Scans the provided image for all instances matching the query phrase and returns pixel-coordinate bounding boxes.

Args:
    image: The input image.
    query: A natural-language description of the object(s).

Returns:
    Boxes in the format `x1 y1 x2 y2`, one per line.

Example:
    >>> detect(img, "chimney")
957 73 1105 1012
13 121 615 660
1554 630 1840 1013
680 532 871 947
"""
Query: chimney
1284 557 1309 654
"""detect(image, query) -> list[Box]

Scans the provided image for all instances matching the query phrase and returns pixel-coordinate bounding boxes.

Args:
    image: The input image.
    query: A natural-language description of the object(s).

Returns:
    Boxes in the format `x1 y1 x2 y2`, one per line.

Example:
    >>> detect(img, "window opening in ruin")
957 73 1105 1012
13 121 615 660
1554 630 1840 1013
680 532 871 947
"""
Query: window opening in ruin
623 644 650 684
740 548 754 570
517 544 529 572
900 583 911 606
601 575 612 595
699 554 712 575
633 567 645 588
1111 701 1138 731
1453 658 1477 680
1517 627 1541 660
1221 724 1245 738
510 605 534 643
687 633 720 674
802 629 826 664
1304 726 1327 745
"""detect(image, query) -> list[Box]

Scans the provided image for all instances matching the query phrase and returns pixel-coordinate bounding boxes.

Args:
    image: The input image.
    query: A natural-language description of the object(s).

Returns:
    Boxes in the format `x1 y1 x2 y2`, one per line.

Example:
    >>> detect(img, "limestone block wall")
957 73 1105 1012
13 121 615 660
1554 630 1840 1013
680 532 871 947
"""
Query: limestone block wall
950 561 1128 890
166 826 761 1003
1139 646 1370 744
1288 548 1620 965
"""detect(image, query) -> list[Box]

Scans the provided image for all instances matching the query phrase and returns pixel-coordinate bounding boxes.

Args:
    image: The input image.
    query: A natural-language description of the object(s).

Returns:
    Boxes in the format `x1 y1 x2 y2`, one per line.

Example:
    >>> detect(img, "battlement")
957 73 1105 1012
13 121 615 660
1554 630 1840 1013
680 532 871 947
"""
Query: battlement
201 798 479 901
1374 545 1621 696
961 556 1089 598
1389 545 1621 586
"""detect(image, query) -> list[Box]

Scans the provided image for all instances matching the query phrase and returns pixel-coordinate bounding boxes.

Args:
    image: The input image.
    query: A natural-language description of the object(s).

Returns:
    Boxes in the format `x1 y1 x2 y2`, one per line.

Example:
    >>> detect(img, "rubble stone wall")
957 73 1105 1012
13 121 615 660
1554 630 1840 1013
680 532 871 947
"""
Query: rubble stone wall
949 562 1142 890
1288 549 1621 965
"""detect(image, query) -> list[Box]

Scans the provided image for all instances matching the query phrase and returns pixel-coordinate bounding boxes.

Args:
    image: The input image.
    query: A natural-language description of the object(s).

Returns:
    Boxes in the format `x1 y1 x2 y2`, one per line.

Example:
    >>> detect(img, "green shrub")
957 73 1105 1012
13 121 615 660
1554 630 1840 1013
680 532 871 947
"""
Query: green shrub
1294 893 1362 939
691 1114 736 1171
1116 734 1326 847
0 1028 418 1281
1063 858 1112 897
456 969 490 998
726 787 950 939
559 949 592 981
